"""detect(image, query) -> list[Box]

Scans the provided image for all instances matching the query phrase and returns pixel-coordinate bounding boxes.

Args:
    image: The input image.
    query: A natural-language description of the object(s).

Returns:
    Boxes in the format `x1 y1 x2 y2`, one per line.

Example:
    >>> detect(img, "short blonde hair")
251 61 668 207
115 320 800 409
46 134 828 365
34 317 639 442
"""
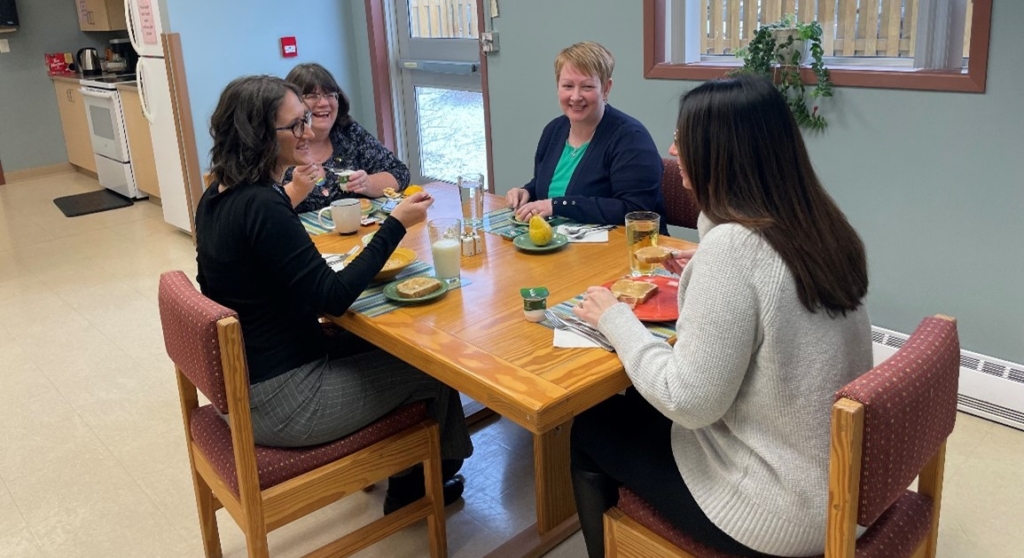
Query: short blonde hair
554 42 615 85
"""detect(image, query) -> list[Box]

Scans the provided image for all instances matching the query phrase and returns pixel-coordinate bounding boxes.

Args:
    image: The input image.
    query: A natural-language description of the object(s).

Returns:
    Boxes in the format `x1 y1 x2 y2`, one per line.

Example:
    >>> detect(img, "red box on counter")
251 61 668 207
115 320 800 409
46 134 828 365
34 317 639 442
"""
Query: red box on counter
45 52 75 76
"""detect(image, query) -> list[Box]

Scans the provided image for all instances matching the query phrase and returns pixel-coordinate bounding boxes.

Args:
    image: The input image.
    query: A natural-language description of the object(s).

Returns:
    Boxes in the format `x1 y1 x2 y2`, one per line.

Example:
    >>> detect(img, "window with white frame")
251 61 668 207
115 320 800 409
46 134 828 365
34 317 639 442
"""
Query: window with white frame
644 0 991 92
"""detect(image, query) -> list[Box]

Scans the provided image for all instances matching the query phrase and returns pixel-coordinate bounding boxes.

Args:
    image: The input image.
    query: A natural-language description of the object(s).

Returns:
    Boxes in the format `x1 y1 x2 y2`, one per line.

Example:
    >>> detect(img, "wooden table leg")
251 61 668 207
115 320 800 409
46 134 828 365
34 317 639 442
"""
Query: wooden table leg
533 418 575 533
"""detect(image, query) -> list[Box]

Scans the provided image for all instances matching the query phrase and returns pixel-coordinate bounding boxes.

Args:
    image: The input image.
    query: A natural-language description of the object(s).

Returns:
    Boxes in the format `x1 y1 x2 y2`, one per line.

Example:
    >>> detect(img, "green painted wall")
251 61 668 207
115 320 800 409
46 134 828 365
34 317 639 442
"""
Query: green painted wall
477 1 1023 362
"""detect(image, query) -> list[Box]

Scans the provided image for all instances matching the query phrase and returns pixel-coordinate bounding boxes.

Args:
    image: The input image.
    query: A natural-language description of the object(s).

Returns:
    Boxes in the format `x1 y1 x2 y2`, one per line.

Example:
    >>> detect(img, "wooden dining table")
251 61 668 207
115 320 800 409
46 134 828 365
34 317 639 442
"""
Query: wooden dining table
313 183 697 557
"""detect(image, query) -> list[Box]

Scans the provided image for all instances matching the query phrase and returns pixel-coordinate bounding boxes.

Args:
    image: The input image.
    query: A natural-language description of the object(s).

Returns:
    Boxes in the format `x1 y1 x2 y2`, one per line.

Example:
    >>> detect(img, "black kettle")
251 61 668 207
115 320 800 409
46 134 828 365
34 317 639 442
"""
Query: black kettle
76 47 101 77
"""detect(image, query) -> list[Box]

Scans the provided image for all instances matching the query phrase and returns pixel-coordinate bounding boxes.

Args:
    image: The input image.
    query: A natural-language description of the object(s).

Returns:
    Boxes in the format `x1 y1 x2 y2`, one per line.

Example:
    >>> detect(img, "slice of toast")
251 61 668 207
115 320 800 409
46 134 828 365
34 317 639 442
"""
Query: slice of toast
397 277 442 298
635 246 672 264
610 279 659 307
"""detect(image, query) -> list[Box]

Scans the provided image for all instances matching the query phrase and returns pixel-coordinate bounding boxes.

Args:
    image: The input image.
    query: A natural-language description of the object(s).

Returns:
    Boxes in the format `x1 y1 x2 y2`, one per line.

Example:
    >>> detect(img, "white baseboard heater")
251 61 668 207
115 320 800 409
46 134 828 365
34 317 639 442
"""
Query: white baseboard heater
872 326 1024 432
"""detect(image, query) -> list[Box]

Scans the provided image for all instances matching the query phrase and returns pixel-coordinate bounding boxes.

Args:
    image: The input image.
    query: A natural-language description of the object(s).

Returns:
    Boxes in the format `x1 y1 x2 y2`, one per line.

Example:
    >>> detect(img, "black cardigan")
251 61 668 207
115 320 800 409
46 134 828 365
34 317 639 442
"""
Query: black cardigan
523 105 666 231
195 181 406 384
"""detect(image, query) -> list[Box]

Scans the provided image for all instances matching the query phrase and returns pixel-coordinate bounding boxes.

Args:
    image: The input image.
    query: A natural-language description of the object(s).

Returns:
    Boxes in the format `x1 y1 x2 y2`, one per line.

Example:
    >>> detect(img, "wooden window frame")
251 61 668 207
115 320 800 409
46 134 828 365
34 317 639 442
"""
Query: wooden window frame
642 0 992 93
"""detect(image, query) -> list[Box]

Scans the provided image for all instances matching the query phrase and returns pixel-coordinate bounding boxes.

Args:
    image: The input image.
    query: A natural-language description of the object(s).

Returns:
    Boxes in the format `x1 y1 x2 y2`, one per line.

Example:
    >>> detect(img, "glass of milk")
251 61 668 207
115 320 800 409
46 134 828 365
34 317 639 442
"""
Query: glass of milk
428 218 462 285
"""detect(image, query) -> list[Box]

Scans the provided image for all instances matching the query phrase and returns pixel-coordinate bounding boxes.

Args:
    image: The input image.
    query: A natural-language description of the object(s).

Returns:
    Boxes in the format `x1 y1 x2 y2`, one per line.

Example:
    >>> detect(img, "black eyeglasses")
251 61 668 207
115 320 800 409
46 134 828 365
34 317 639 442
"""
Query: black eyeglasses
302 92 339 104
275 111 312 138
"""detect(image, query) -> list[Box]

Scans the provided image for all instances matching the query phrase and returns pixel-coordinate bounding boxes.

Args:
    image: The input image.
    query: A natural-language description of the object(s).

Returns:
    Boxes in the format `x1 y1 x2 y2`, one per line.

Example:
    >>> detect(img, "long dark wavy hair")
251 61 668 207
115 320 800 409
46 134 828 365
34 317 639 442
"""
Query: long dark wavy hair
208 75 301 188
676 75 867 316
285 62 354 130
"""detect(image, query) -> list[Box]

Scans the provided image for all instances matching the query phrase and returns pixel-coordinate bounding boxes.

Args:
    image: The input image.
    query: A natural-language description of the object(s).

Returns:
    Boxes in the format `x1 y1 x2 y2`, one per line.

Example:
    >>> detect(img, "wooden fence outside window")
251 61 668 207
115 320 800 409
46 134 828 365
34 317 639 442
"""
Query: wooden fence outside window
408 0 480 39
697 0 972 58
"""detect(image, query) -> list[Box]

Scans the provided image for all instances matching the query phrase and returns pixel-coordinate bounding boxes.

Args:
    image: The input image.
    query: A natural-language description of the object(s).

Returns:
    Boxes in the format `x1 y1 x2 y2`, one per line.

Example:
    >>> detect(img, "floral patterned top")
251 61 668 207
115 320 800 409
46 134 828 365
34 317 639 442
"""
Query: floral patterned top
283 121 411 214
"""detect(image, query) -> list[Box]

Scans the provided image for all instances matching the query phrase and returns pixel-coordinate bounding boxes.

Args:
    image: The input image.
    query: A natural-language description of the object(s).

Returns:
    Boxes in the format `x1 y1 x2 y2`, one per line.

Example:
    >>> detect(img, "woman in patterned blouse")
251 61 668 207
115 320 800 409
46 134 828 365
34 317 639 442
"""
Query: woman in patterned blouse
281 63 411 214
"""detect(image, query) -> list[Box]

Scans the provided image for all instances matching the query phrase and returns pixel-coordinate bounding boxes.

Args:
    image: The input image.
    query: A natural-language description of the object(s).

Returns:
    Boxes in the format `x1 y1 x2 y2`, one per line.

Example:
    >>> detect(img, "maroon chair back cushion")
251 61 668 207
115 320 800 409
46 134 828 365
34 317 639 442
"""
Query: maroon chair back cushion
661 158 700 229
158 270 238 414
836 316 959 526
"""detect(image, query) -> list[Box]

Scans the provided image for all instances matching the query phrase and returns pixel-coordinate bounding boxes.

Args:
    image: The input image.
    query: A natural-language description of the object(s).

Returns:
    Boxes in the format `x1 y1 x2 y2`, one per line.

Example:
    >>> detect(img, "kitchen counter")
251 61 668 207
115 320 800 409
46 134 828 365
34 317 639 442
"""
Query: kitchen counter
49 74 82 85
115 82 138 92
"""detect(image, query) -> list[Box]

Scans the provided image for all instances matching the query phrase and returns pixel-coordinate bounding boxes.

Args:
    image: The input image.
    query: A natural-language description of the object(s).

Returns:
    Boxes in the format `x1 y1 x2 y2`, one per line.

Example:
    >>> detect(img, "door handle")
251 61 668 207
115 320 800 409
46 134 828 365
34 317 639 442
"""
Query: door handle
67 89 73 102
397 59 478 75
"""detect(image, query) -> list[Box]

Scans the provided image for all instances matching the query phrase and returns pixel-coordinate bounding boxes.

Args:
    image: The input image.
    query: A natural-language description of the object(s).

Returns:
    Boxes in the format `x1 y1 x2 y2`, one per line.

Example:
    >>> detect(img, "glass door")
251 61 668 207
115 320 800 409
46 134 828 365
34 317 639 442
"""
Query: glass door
393 0 487 185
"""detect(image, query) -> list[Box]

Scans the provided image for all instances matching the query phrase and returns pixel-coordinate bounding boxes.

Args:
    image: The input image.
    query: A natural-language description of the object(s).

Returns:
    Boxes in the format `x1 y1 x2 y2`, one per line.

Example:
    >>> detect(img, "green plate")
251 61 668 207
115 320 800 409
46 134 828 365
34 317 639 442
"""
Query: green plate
383 276 450 303
513 233 570 253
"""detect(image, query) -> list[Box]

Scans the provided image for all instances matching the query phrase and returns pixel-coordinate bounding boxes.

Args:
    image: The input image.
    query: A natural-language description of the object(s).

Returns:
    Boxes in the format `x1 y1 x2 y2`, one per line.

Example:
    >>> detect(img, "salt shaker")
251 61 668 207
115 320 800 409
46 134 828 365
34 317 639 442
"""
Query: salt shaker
461 233 477 256
471 231 484 255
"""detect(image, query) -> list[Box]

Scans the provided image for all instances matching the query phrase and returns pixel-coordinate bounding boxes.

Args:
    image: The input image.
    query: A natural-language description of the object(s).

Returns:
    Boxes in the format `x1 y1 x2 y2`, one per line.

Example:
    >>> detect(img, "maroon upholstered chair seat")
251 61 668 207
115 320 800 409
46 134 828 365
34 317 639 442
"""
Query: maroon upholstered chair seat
191 401 428 495
617 486 934 558
616 487 736 558
662 158 700 230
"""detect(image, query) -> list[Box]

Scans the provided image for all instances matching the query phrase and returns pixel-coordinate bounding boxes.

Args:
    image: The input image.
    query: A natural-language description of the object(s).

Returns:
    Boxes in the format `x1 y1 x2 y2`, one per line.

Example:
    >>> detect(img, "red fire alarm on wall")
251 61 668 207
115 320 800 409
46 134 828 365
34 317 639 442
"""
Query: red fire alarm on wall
281 36 298 58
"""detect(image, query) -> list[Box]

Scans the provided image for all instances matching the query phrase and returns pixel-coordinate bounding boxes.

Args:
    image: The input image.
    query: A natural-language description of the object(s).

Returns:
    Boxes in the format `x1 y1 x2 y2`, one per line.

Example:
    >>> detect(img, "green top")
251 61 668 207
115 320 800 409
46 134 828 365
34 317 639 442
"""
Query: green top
547 141 590 198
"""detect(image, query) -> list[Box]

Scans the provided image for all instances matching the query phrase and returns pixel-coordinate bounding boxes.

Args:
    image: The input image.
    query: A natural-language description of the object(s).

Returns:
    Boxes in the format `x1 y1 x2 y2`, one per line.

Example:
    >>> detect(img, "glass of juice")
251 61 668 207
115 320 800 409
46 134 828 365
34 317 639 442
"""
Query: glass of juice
428 218 462 285
625 211 660 276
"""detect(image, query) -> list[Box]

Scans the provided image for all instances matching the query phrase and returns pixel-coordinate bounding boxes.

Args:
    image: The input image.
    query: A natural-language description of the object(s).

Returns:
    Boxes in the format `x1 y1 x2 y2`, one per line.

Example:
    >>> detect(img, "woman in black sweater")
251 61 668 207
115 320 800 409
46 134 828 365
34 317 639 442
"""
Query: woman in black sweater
194 75 472 514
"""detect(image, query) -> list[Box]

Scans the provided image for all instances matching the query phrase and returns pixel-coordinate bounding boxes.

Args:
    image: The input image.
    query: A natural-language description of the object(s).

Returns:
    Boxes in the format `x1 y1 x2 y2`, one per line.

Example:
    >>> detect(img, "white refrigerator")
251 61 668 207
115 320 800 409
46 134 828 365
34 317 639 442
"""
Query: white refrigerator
124 0 191 233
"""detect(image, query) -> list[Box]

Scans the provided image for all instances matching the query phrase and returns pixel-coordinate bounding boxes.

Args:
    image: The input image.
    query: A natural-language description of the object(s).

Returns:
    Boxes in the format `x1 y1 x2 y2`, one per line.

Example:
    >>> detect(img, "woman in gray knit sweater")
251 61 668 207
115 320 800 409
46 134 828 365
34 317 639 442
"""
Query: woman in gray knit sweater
569 75 873 557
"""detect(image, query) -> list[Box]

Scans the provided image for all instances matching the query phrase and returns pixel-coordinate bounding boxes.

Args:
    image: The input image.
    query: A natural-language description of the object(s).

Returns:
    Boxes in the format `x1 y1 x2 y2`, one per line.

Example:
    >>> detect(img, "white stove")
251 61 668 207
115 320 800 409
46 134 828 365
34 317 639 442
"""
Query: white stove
79 74 145 199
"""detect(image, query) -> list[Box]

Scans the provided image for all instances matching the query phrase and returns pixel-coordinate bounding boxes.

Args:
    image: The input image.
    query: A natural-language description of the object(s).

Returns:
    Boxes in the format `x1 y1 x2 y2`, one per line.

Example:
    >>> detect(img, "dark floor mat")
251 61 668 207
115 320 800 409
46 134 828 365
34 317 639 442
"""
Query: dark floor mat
53 189 134 217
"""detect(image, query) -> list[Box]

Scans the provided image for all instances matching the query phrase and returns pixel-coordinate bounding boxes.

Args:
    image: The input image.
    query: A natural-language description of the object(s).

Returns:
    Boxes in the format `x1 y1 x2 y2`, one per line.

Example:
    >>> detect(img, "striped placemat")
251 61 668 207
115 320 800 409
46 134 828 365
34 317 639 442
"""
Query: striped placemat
349 260 471 318
481 208 578 240
481 207 521 237
540 295 677 341
299 211 333 235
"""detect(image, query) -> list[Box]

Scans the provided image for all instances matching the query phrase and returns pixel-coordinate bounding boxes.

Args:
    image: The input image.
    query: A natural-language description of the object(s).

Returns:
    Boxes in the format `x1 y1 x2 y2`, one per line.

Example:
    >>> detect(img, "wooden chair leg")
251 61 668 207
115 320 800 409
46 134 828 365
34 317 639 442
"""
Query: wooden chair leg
190 468 223 557
423 424 448 558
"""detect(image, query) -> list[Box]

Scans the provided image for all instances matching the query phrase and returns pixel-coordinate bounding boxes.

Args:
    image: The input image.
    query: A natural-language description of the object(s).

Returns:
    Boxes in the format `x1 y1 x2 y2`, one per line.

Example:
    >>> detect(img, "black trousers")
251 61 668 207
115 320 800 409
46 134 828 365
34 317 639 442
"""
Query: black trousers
570 388 771 557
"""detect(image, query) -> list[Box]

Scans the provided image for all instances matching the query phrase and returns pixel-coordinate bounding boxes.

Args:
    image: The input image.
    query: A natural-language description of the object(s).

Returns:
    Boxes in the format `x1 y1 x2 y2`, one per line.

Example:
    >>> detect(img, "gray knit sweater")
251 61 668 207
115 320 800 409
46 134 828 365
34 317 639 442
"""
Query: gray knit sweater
598 214 872 557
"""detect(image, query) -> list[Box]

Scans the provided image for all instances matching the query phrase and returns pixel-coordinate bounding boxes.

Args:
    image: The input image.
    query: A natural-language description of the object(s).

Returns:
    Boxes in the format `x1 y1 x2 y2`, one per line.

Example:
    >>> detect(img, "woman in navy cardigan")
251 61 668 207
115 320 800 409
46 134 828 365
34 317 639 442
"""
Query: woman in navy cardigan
506 42 665 230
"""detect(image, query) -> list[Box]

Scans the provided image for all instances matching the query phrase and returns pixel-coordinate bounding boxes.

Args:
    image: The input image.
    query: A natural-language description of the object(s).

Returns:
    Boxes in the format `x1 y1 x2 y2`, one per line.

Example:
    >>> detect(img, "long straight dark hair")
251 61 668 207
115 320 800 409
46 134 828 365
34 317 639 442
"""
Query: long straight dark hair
676 75 867 316
209 75 301 188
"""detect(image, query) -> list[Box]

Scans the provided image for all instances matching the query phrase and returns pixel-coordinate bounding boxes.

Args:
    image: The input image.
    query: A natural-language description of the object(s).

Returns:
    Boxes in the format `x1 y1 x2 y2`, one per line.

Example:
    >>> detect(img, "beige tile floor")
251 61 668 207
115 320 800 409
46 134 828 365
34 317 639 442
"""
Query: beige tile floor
0 172 1021 557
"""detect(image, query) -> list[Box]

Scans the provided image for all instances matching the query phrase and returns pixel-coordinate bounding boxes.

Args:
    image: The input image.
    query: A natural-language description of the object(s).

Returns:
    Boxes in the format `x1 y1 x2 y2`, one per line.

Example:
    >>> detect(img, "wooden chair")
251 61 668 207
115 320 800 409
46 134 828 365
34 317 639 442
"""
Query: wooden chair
661 158 700 230
604 315 960 558
158 270 448 558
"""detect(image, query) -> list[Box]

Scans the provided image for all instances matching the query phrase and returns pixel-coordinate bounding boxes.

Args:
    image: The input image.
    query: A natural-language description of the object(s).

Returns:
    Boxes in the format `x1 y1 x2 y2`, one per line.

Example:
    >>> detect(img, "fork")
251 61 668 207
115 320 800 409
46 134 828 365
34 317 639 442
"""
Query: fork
324 245 361 267
545 310 615 351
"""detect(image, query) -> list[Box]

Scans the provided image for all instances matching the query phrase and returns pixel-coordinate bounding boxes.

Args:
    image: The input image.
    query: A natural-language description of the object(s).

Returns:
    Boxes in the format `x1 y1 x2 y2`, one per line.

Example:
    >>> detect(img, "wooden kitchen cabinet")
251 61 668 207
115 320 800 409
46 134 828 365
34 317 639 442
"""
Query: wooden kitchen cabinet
119 86 160 198
76 0 127 31
53 80 97 174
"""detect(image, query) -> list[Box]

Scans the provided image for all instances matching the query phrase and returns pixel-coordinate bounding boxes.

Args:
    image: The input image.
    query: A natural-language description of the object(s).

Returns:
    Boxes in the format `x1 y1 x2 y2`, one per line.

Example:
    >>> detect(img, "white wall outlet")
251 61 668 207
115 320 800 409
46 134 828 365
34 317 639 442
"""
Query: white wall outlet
0 39 10 54
481 32 499 54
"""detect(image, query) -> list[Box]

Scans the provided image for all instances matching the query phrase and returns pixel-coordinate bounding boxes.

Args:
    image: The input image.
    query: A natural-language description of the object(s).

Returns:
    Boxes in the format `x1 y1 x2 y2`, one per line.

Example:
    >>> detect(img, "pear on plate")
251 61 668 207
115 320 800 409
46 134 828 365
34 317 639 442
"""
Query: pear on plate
528 215 553 246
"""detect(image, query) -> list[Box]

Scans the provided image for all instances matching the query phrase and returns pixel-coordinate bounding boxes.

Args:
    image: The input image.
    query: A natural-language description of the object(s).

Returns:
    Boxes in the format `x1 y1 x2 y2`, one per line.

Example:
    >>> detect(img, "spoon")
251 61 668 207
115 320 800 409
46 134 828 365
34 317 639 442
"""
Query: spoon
563 225 615 240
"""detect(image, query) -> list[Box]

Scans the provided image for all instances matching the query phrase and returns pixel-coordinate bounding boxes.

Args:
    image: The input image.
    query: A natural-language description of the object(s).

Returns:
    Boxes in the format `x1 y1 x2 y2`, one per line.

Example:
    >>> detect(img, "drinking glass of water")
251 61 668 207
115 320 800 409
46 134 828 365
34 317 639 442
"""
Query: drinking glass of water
458 173 485 230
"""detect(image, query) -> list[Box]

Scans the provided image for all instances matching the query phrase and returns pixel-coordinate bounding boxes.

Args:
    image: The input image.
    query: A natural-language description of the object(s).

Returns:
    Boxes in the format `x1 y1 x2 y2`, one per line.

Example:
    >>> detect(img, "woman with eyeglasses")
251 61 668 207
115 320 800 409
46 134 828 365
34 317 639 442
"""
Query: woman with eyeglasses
195 75 473 515
278 62 411 213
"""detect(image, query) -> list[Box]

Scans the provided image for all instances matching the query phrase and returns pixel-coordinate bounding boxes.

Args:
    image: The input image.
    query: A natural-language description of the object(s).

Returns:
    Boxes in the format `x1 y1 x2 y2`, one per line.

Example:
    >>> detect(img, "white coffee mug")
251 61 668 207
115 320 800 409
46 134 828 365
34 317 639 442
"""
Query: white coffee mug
317 198 361 235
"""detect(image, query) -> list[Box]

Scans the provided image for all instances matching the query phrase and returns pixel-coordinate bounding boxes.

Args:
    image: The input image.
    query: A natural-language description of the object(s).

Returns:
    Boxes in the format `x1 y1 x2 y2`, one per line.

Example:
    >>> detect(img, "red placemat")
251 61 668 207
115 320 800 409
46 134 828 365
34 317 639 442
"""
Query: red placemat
601 275 679 322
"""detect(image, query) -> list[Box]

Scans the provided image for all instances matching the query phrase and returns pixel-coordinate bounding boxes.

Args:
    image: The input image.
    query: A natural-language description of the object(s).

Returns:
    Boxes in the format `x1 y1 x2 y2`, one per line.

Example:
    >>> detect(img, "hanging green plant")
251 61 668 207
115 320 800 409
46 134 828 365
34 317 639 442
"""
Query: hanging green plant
731 14 834 130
